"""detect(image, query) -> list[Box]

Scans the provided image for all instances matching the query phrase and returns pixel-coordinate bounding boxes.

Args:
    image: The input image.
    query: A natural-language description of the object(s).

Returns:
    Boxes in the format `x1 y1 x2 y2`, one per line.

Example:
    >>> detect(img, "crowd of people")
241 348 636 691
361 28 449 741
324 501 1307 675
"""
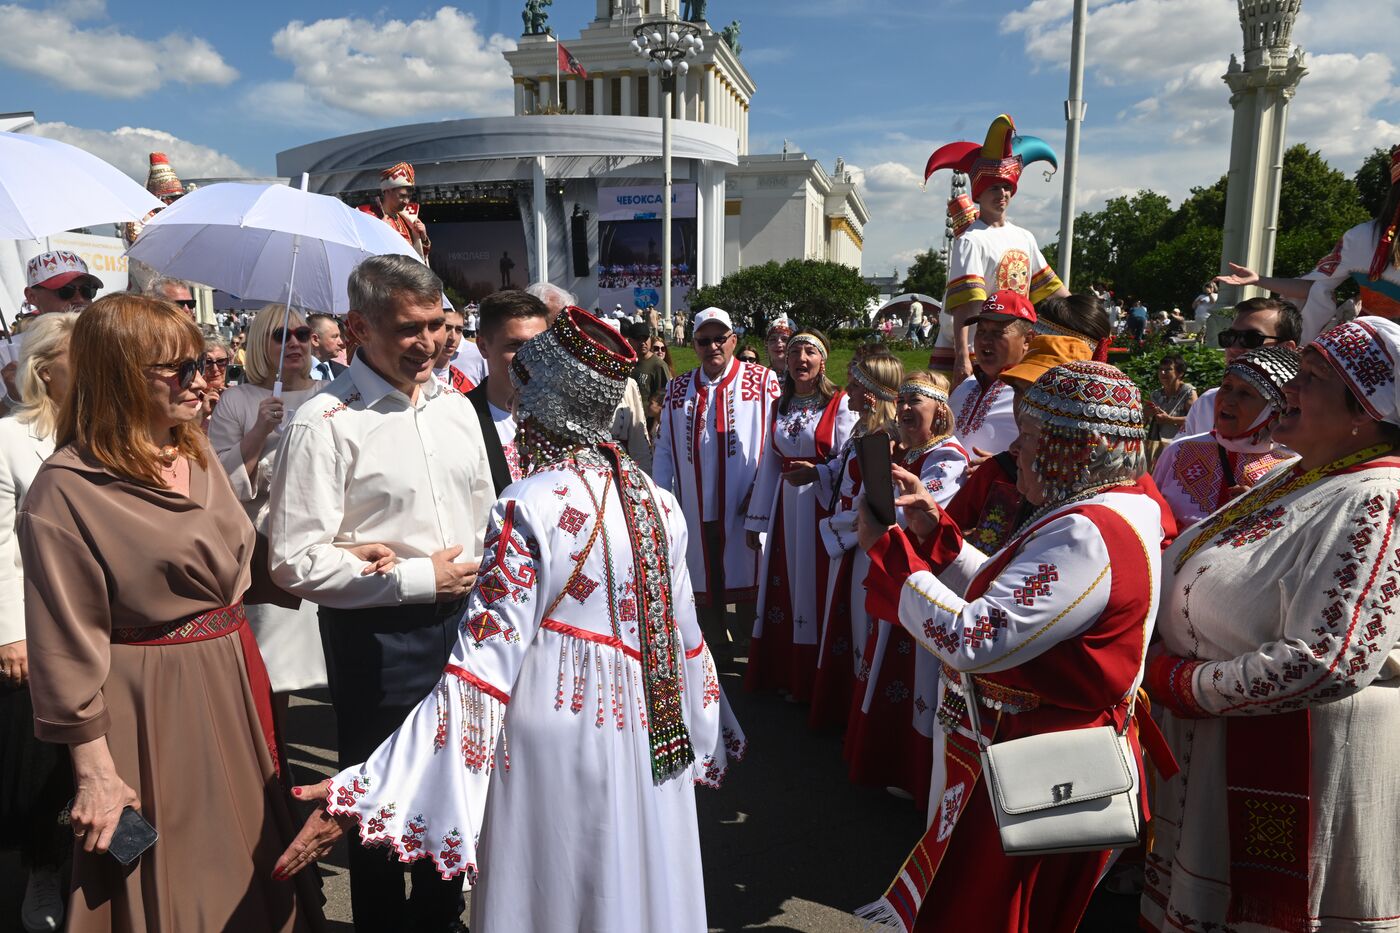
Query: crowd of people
0 134 1398 933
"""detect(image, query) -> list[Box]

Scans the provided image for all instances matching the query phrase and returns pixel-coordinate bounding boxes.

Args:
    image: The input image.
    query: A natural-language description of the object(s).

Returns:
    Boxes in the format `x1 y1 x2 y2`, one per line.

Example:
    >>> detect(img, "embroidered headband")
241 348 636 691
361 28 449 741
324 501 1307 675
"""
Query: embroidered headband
787 332 828 360
850 362 898 401
1311 317 1400 425
899 381 949 404
1021 360 1146 439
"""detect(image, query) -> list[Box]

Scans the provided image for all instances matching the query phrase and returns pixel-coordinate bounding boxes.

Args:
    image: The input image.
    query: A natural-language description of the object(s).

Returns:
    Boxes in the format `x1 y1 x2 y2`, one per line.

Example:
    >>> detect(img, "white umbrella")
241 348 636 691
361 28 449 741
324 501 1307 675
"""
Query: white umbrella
0 131 163 240
128 179 422 391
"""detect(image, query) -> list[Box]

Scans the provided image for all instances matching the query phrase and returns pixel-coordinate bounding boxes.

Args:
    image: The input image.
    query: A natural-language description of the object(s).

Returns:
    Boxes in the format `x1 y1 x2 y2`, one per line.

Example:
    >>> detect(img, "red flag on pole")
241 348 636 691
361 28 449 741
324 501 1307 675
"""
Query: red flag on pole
558 42 588 80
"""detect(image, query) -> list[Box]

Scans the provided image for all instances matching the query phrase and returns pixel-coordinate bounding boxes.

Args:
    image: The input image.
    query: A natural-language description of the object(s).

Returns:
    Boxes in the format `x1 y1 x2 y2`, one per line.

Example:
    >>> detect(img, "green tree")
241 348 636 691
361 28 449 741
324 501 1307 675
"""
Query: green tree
900 248 947 298
1272 144 1369 277
687 259 877 334
1354 146 1394 217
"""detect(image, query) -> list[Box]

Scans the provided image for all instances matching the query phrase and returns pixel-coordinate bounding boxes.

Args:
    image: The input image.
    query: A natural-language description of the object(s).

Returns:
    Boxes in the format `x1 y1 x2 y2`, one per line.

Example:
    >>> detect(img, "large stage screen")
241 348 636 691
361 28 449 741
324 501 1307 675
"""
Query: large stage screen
596 184 696 320
428 220 529 303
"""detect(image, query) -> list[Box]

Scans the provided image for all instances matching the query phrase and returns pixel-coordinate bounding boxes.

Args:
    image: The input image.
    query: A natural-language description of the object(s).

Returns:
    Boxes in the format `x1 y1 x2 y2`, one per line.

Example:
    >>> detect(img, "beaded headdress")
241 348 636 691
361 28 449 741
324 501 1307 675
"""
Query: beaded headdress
898 379 948 404
1020 361 1146 501
767 316 795 338
511 305 637 449
850 357 899 402
1311 317 1400 425
1226 345 1301 414
145 152 184 200
380 161 416 191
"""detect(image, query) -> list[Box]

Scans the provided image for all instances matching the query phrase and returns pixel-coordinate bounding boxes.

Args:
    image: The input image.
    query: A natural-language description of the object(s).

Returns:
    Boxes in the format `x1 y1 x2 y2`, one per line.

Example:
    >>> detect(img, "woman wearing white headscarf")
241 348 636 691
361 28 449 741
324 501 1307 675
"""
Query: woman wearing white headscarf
1143 318 1400 932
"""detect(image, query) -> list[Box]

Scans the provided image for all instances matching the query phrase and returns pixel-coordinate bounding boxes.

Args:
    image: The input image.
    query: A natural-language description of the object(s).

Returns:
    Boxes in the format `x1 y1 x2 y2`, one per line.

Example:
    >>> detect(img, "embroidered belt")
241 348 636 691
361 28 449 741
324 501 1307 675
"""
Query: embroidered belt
110 601 285 777
541 618 705 663
112 601 247 645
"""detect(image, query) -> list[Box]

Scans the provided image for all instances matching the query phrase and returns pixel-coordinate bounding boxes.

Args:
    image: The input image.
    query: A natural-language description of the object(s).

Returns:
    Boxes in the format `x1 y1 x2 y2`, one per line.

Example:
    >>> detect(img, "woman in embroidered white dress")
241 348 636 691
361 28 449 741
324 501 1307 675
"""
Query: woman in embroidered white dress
745 329 857 700
808 353 904 730
274 308 743 933
843 370 967 801
1151 346 1299 530
1143 318 1400 933
208 304 328 698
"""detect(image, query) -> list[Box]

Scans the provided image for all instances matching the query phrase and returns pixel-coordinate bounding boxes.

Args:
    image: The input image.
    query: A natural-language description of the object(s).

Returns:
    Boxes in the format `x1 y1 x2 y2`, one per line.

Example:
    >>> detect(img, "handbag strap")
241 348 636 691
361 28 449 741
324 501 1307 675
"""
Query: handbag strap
958 671 1137 750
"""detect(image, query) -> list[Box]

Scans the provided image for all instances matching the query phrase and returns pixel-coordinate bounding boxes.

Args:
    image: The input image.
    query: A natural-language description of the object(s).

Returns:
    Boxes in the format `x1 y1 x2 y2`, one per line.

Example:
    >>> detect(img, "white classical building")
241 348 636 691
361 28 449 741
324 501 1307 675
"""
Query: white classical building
275 1 867 317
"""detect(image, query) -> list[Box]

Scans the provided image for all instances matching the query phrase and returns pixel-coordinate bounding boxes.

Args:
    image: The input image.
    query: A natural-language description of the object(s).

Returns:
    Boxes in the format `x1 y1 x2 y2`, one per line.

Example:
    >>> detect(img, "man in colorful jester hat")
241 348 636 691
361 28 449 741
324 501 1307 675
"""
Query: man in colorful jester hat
924 113 1069 383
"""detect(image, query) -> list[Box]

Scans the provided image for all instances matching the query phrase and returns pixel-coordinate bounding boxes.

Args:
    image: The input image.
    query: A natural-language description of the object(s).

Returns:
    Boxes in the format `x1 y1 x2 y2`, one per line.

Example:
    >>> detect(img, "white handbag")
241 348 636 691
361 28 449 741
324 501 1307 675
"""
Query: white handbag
962 674 1141 856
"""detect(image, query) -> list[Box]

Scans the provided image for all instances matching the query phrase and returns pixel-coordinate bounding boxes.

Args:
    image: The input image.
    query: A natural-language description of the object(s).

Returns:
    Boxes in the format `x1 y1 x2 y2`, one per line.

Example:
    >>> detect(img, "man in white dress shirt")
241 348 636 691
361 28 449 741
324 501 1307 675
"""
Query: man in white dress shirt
267 254 493 933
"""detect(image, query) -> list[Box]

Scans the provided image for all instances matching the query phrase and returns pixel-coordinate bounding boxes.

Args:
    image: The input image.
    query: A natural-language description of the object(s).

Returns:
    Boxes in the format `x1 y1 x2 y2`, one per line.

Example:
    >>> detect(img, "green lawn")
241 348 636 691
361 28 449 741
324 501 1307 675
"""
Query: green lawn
665 344 934 385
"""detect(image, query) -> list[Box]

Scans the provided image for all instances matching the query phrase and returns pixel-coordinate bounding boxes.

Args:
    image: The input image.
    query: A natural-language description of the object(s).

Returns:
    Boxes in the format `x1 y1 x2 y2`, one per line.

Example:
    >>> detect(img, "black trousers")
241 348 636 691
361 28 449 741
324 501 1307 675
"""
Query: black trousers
319 602 464 933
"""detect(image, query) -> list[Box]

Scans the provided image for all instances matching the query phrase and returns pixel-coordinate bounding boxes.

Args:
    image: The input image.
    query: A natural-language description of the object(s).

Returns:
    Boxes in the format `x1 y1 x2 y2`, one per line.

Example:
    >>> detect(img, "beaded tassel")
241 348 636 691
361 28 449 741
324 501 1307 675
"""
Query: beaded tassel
554 640 568 710
594 645 606 727
570 641 586 713
613 651 626 730
458 682 507 773
433 680 449 750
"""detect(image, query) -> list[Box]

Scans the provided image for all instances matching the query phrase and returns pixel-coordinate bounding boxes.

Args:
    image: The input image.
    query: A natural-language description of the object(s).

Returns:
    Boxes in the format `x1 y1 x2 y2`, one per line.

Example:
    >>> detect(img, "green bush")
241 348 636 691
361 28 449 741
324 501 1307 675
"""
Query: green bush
1116 339 1226 396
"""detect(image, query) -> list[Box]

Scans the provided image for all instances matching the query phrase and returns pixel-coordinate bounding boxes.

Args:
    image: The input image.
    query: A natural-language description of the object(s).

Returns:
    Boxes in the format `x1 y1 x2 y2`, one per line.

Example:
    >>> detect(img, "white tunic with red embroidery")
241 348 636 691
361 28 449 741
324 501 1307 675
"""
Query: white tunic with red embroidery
324 456 744 933
1145 461 1400 933
948 375 1017 456
743 392 858 695
1150 430 1295 530
653 359 781 605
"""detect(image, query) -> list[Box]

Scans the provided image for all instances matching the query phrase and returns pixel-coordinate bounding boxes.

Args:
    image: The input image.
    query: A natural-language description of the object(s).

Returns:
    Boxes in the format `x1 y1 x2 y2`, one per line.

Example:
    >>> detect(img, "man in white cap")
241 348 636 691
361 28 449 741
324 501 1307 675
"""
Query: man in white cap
2 251 103 406
654 306 779 659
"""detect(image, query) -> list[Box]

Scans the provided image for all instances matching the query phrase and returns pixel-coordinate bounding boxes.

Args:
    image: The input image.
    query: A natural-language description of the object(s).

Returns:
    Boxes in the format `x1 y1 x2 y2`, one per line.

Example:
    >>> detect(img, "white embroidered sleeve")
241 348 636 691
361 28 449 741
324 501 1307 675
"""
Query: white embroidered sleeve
1193 485 1400 716
744 403 782 533
652 389 680 495
896 514 1112 673
324 497 547 882
818 457 861 558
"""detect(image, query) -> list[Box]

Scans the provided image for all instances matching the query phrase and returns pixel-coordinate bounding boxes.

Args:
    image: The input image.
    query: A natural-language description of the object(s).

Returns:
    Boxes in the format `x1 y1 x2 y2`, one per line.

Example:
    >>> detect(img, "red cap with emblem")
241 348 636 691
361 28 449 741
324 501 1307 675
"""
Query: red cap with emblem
969 289 1037 325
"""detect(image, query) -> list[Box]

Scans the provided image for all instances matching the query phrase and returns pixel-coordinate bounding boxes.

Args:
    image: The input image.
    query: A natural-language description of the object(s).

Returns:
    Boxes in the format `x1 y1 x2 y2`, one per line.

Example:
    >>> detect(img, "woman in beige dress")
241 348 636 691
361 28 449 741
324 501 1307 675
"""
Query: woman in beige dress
18 295 323 933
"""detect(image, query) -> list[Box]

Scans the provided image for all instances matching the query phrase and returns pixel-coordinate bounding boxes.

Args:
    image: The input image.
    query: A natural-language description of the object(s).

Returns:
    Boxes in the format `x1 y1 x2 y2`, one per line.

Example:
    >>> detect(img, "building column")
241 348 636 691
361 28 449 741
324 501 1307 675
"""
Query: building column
565 78 580 112
702 65 714 124
648 72 662 118
538 76 555 110
532 157 550 284
740 100 748 155
593 75 607 115
620 70 635 116
514 80 528 115
697 160 726 287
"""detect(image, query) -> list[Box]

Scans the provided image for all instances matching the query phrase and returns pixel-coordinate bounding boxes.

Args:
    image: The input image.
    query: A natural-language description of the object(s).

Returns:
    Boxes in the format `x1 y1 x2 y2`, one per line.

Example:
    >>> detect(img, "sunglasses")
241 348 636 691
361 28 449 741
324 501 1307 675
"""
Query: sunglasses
205 356 230 370
694 333 732 349
172 298 197 310
47 282 99 301
149 354 209 389
272 326 314 344
1217 328 1278 350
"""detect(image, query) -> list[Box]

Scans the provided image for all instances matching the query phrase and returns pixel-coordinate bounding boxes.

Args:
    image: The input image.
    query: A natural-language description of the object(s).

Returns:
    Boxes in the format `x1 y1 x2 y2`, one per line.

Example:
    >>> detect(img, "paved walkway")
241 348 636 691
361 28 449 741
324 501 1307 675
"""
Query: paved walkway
2 640 1140 931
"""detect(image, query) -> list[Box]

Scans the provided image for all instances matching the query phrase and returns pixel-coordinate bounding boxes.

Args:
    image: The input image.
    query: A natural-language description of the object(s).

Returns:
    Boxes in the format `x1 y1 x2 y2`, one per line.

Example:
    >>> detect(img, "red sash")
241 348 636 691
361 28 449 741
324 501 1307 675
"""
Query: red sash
111 601 285 778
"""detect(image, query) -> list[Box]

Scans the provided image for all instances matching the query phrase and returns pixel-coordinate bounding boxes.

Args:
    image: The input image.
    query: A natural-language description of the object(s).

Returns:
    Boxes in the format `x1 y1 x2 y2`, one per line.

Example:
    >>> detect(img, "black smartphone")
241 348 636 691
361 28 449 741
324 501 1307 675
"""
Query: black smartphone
107 806 158 866
856 433 897 527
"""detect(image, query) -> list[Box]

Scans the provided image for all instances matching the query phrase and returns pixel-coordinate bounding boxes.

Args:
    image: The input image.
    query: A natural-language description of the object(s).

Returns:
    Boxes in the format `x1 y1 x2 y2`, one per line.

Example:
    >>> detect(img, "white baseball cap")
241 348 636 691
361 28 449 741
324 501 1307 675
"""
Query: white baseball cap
693 306 733 333
26 250 102 290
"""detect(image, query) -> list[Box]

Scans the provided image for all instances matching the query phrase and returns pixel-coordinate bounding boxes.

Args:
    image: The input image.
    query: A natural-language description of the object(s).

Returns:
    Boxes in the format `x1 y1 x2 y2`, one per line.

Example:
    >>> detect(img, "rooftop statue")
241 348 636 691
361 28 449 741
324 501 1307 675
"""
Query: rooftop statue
720 19 741 55
523 0 553 36
682 0 708 22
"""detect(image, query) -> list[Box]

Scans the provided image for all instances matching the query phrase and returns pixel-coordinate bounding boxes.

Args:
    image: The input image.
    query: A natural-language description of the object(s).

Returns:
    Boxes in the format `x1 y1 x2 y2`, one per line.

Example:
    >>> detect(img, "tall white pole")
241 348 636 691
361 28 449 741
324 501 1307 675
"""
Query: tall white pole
662 79 673 335
1057 0 1088 290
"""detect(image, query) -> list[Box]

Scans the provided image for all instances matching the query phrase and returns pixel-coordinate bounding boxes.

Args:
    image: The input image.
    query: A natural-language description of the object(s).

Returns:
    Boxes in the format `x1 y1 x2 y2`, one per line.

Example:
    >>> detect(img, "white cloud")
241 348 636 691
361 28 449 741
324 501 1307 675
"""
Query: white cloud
29 122 253 181
0 0 236 97
270 7 517 119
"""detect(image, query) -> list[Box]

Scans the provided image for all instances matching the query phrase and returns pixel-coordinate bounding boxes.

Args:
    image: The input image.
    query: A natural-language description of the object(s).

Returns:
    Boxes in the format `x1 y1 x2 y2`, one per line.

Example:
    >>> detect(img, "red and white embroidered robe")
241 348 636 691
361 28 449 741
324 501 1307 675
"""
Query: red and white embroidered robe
323 456 743 933
845 438 969 799
744 391 857 699
1143 459 1400 933
653 359 781 606
861 486 1163 933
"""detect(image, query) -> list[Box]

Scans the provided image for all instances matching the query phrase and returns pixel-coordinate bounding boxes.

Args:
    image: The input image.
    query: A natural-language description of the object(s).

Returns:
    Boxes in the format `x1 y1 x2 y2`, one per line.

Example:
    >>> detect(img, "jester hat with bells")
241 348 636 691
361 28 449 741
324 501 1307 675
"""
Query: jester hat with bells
923 114 1059 221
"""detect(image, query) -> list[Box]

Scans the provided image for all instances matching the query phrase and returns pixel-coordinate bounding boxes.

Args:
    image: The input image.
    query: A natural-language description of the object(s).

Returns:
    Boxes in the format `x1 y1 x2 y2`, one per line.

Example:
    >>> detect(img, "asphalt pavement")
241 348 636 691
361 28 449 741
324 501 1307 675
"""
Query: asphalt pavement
2 619 1141 931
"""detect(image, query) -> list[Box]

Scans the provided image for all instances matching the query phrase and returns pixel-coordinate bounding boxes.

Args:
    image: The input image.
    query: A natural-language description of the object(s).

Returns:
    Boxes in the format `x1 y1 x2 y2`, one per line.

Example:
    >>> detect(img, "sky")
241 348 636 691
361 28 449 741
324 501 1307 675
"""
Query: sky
7 0 1399 278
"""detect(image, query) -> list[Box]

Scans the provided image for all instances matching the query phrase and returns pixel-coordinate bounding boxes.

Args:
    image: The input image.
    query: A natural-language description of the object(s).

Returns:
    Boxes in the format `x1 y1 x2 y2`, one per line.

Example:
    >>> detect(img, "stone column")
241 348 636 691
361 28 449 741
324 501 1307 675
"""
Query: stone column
593 75 608 115
565 78 580 113
620 70 635 116
648 72 662 118
514 80 528 115
702 65 714 124
532 157 550 284
538 76 555 110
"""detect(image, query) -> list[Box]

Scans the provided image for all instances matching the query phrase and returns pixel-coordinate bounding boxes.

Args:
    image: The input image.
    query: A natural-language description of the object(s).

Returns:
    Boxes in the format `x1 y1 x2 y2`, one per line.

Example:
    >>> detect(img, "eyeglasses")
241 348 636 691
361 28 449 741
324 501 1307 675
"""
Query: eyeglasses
46 282 98 301
204 356 230 370
171 298 197 310
272 326 314 344
694 333 732 349
149 354 209 389
1217 328 1279 350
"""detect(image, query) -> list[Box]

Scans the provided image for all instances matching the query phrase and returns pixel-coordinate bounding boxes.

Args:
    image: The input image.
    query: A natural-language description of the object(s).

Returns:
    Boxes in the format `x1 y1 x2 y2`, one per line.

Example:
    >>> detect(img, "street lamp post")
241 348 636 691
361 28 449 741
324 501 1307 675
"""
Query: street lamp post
632 20 703 337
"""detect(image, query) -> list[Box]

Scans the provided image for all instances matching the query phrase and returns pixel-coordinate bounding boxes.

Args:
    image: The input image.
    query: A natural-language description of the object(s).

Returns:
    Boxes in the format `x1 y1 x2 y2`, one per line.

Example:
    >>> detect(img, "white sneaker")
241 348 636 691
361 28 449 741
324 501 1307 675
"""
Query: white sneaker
21 866 65 933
